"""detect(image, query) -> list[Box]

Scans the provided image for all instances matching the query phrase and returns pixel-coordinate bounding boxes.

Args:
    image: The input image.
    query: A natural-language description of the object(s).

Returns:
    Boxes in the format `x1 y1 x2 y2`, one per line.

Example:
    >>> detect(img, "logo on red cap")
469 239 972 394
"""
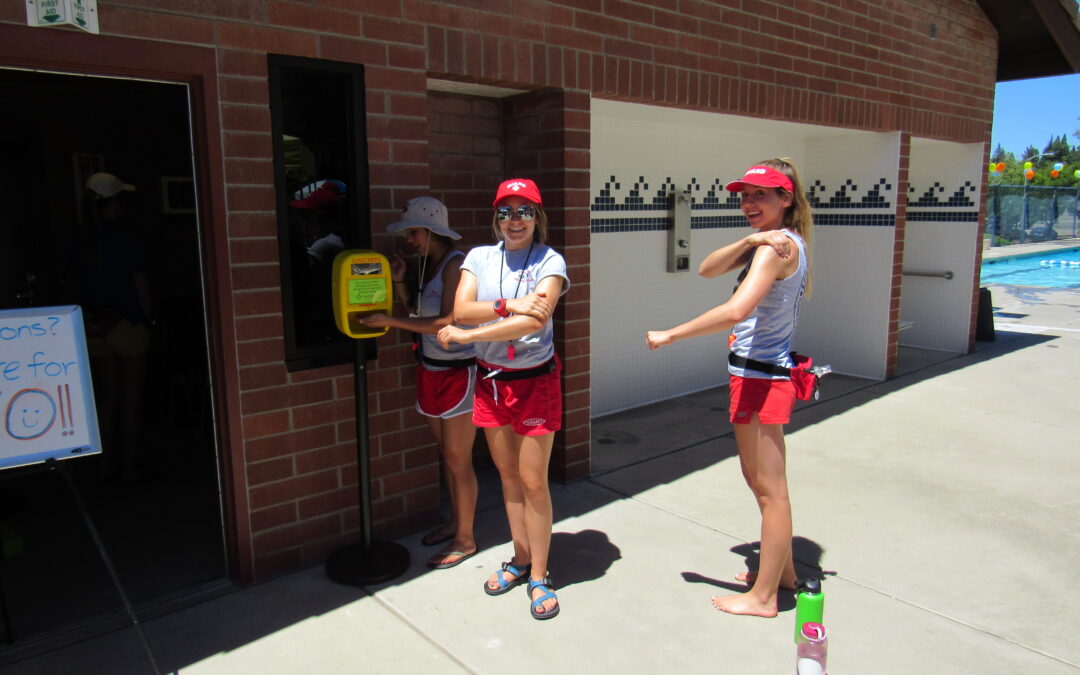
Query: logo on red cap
724 166 794 193
493 178 542 207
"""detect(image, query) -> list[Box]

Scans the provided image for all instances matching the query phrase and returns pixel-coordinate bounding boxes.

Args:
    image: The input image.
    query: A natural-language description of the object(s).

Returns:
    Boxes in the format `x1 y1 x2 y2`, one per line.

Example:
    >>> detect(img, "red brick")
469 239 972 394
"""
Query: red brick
118 0 262 20
293 398 355 430
251 503 298 533
219 49 268 77
363 16 420 44
223 131 272 159
240 363 288 390
268 1 361 36
236 338 286 366
235 315 284 343
242 381 335 415
247 426 338 462
250 470 341 511
575 11 628 38
228 213 277 238
382 465 439 496
404 0 481 28
218 24 318 56
231 264 280 291
242 410 291 440
298 487 358 520
225 158 274 186
248 457 295 486
252 513 341 552
295 443 356 474
107 6 216 45
318 35 388 65
233 290 281 317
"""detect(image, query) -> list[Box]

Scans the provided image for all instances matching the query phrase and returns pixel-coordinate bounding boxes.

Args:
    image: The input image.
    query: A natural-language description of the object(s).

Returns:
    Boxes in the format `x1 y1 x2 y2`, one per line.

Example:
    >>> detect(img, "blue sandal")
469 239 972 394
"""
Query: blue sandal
528 577 560 620
484 561 531 596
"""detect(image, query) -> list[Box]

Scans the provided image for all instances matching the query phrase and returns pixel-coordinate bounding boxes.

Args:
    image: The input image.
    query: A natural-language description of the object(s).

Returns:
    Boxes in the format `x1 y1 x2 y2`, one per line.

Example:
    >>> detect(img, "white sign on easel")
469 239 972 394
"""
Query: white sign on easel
24 0 99 34
0 306 101 470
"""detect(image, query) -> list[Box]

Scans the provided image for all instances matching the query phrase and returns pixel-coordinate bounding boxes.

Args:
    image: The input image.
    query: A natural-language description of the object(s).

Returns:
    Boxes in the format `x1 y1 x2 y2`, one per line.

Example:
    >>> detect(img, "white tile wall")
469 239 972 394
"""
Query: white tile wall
901 139 983 353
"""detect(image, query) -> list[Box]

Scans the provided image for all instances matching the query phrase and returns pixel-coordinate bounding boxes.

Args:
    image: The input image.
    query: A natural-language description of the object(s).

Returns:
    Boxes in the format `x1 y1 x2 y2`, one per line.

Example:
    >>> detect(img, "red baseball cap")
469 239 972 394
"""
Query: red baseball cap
492 178 542 207
290 183 344 214
724 166 794 193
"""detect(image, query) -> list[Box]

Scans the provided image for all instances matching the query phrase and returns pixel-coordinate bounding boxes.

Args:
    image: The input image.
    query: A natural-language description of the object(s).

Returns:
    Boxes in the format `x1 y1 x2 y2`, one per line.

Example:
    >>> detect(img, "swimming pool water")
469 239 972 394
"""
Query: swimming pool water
980 247 1080 289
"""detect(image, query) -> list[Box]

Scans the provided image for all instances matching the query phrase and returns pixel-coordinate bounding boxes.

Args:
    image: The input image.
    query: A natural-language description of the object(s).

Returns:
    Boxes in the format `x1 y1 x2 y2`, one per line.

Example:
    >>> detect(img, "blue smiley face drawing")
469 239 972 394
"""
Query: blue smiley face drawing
5 389 57 440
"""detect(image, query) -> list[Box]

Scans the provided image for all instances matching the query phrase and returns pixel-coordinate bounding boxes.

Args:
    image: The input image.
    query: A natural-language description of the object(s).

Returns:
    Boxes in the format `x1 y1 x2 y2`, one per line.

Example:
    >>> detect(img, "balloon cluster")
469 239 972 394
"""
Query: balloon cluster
989 160 1078 181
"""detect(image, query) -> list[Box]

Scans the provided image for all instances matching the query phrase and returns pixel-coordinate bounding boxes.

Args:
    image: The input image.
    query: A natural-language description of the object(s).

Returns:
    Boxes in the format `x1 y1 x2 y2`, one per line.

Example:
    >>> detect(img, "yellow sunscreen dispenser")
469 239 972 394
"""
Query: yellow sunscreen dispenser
332 249 392 338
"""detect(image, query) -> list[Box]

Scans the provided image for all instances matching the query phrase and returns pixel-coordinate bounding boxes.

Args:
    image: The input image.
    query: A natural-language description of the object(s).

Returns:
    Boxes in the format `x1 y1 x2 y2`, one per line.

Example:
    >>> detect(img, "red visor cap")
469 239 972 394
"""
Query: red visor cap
724 166 794 193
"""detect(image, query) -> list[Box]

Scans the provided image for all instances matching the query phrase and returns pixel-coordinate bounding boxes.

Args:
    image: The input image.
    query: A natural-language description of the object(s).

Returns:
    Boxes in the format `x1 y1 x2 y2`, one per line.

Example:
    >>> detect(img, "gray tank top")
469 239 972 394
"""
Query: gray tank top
417 249 474 365
728 230 807 379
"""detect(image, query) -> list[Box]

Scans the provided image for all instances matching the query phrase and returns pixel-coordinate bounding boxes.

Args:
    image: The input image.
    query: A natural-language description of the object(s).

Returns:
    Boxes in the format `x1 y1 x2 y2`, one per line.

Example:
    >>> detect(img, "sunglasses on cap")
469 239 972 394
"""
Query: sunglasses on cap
494 205 537 222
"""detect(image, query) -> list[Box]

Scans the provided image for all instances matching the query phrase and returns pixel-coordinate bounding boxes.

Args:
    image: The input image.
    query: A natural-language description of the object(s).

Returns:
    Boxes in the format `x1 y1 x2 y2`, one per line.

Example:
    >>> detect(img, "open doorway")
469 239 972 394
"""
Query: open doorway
0 68 227 651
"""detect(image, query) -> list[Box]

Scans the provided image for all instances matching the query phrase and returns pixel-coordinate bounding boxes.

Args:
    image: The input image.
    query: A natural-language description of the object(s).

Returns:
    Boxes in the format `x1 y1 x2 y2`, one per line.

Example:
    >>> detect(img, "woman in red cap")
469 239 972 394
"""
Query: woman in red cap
646 158 813 618
438 178 569 620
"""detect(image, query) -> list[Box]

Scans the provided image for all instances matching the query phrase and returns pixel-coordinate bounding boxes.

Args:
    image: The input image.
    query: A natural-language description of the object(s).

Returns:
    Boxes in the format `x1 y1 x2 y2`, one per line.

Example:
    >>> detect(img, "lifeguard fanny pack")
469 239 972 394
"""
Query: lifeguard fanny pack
728 352 826 401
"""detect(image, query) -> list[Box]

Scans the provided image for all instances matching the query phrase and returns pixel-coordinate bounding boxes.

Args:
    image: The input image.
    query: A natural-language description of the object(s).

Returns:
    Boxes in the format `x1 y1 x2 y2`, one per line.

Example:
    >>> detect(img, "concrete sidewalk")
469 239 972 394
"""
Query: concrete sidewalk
6 282 1080 674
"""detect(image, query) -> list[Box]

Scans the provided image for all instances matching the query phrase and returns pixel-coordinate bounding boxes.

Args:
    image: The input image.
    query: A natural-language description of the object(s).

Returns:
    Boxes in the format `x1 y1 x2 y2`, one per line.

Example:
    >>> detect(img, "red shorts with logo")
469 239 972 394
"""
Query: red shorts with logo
473 357 562 436
729 374 795 425
415 364 475 418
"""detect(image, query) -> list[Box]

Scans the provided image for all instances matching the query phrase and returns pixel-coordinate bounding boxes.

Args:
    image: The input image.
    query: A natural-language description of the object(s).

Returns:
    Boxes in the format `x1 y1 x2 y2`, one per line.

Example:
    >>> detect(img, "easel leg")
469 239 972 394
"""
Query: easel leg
48 459 161 675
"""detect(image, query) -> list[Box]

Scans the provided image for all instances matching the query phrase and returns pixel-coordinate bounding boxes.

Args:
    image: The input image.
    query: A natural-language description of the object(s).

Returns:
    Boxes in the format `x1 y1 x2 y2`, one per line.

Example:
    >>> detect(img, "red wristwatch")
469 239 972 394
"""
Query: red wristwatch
493 298 511 318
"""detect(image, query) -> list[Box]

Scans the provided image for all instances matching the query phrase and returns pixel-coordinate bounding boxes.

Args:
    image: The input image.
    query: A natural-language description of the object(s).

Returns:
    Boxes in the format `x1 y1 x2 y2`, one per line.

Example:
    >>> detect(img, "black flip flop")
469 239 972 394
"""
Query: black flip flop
421 527 454 547
427 550 477 570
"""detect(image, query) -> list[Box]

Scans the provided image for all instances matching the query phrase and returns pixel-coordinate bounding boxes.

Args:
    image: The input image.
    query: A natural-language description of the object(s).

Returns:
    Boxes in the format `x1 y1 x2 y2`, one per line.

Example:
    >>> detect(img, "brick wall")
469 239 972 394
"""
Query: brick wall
0 0 998 581
888 133 912 378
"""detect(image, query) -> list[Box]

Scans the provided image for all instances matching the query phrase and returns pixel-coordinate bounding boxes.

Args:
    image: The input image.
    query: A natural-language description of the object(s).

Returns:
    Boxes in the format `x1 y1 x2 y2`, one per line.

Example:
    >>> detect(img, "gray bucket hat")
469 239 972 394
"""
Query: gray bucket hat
387 196 461 240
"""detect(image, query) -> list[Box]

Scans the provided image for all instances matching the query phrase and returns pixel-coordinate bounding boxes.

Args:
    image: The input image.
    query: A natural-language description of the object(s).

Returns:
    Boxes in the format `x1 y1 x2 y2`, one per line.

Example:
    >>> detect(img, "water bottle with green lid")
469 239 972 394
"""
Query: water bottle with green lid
794 578 824 643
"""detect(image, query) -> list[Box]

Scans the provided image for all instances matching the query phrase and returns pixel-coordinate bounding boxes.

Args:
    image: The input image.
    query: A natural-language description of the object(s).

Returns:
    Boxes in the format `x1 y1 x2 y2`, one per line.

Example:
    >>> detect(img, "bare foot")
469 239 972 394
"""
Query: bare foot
711 592 778 617
735 571 798 590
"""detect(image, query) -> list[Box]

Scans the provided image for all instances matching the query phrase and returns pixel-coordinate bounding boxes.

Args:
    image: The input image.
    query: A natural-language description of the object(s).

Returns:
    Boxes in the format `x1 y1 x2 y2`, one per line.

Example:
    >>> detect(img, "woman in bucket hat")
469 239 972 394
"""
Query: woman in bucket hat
359 196 480 570
437 178 569 620
646 158 813 618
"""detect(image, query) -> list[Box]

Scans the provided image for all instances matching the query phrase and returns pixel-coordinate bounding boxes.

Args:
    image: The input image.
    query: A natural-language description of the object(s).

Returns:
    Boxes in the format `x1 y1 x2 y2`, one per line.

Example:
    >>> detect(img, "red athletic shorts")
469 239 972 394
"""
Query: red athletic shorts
729 374 795 425
473 357 562 436
415 364 475 418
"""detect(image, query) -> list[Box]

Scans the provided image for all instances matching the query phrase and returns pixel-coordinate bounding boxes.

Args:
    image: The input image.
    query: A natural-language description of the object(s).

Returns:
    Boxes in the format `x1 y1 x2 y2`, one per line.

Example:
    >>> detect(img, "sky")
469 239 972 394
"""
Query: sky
991 72 1080 158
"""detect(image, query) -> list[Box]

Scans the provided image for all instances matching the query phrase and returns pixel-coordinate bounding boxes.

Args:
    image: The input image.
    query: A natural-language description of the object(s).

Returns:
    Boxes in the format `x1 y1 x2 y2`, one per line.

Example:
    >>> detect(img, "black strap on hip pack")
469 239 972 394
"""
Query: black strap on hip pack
413 334 476 369
478 358 555 381
728 352 792 377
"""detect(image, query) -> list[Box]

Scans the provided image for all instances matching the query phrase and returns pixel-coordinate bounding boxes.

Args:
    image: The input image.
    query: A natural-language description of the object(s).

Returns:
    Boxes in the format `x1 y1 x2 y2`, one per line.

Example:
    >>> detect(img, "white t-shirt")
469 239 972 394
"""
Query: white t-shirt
460 241 569 368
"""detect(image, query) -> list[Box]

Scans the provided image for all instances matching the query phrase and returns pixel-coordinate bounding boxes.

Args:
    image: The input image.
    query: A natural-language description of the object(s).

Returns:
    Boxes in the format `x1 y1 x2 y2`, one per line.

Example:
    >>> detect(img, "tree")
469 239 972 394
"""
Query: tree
1043 134 1071 162
990 144 1013 163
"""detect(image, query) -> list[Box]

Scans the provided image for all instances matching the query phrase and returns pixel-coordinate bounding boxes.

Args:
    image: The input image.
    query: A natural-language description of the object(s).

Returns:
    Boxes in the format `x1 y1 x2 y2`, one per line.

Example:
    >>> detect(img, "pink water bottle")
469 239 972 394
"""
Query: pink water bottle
796 622 828 674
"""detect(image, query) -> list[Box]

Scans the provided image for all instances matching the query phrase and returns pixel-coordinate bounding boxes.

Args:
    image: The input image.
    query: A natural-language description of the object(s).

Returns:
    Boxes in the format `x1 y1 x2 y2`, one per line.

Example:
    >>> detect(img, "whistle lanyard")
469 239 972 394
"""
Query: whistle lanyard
498 240 534 361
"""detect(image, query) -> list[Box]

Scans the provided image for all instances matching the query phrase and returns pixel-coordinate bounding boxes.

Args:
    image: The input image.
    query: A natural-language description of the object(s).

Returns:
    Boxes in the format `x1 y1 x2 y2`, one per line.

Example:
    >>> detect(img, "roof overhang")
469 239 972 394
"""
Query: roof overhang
977 0 1080 81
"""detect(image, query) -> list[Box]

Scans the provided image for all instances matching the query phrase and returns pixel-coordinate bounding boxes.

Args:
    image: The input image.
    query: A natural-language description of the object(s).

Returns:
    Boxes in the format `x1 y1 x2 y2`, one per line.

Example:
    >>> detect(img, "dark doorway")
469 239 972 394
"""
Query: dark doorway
0 68 227 652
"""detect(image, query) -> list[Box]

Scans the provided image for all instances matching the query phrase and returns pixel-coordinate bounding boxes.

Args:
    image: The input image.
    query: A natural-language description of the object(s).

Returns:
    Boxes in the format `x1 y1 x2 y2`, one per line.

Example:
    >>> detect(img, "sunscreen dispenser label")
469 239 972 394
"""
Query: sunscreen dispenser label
331 250 392 339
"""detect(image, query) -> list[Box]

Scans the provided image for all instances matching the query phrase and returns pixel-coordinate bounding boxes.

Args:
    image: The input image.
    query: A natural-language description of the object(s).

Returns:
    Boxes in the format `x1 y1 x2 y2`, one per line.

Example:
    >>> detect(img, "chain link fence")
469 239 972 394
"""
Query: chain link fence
986 185 1080 247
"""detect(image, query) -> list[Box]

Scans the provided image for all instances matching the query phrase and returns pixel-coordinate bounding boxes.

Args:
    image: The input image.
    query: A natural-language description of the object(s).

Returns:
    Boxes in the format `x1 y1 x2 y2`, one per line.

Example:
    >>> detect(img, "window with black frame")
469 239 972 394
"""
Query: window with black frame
269 54 373 370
